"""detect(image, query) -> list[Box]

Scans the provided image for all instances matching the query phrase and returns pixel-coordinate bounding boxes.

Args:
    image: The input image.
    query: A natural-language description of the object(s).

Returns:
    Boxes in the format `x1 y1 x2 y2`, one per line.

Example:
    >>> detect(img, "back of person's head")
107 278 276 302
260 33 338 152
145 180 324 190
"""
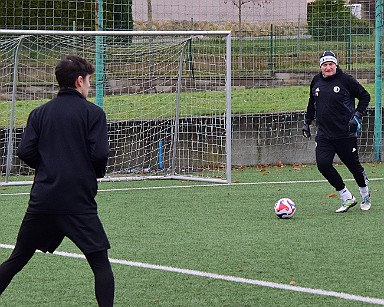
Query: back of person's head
55 55 95 89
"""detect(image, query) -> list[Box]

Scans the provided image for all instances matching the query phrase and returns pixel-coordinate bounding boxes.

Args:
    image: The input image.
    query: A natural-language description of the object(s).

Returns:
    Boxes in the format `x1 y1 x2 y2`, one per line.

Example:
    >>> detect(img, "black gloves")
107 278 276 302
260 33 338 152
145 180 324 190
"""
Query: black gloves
302 122 311 138
302 116 312 139
348 111 363 133
302 112 362 138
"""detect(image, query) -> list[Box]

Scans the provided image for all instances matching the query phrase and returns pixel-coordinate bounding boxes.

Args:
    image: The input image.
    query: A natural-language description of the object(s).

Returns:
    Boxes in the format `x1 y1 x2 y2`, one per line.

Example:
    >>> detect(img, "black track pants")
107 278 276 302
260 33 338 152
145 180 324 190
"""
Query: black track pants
315 137 368 191
0 249 114 307
86 250 115 307
0 246 35 295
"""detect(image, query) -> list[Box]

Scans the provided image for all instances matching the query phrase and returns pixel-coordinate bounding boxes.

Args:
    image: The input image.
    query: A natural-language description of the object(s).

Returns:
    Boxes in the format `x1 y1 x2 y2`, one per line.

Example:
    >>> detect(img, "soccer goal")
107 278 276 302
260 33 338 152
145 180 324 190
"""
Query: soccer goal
0 29 231 185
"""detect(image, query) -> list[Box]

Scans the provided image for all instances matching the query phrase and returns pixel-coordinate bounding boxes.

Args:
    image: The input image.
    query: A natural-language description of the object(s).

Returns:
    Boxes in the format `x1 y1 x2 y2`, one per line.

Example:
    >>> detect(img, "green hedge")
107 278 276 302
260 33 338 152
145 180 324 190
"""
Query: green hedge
0 0 133 31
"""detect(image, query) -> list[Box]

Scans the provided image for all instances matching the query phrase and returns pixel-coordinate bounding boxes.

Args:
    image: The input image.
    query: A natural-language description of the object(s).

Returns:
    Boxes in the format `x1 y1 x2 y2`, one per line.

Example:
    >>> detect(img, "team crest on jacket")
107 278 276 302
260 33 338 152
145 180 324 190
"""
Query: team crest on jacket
333 86 340 93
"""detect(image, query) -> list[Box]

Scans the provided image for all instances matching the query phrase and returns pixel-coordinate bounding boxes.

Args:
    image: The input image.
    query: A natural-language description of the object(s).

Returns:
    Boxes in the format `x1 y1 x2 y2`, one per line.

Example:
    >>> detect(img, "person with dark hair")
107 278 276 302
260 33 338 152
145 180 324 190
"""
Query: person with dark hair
0 55 114 306
303 51 371 213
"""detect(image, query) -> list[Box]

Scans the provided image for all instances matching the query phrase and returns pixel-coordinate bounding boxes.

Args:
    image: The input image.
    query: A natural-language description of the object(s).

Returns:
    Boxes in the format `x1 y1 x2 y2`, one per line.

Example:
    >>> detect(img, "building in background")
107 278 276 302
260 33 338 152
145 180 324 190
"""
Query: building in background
132 0 307 25
349 0 375 19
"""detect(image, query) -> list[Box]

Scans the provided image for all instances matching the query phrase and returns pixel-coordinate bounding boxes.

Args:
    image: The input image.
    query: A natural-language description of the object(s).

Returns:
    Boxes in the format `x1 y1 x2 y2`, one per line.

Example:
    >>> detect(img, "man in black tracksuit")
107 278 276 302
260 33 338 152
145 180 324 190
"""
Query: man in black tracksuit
302 51 371 213
0 55 114 306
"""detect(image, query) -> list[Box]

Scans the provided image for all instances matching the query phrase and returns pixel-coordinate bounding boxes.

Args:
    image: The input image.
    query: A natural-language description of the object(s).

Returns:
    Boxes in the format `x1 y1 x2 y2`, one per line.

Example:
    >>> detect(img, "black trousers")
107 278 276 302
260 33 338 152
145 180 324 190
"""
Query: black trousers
0 248 114 306
315 137 368 191
0 213 114 306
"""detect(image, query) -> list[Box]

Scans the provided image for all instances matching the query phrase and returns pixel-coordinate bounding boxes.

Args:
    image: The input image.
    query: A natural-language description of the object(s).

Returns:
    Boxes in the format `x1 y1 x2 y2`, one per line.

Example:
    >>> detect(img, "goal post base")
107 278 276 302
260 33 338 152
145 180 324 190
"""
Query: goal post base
100 175 229 184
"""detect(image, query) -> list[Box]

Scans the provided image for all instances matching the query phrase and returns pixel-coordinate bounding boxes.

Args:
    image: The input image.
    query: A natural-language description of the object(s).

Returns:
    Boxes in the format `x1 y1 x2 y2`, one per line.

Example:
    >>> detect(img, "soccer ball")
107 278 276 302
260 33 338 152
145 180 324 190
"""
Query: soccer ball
274 198 296 219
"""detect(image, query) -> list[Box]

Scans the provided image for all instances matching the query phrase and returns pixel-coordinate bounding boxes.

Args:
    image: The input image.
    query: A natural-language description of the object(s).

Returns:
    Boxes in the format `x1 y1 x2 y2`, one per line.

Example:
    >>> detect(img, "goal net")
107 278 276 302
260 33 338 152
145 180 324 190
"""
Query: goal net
0 30 231 185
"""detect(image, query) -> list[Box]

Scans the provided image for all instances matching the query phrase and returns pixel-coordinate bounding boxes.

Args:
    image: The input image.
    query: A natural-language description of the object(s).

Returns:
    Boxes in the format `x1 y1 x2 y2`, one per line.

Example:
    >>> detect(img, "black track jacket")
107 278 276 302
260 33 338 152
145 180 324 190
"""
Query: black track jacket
305 67 370 139
17 88 109 214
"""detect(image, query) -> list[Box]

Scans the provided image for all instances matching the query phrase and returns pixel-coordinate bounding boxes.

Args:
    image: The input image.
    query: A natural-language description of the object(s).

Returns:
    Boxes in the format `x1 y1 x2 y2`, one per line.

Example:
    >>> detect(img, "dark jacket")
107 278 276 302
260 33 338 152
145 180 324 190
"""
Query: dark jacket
305 67 370 139
17 88 109 214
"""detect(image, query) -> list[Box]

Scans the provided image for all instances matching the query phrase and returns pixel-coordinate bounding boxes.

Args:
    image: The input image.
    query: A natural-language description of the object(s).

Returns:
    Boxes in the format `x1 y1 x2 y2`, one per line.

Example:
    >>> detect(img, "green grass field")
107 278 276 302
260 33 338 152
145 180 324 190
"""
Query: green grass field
0 163 384 306
2 83 379 126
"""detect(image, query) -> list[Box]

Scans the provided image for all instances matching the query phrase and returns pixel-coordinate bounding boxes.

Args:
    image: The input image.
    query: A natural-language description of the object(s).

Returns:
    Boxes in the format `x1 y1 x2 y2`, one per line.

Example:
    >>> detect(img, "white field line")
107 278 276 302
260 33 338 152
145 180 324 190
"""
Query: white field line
0 244 383 305
1 177 384 197
96 177 384 193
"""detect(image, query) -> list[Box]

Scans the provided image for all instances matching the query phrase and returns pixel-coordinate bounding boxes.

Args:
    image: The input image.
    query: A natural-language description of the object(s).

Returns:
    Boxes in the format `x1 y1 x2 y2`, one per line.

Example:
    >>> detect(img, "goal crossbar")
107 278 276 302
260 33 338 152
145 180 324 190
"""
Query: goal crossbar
0 29 231 36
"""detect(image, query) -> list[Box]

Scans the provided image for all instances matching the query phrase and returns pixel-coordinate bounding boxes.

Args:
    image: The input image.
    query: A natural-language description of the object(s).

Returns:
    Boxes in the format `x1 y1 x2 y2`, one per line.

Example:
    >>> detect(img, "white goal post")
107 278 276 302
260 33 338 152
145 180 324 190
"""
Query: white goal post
0 29 231 185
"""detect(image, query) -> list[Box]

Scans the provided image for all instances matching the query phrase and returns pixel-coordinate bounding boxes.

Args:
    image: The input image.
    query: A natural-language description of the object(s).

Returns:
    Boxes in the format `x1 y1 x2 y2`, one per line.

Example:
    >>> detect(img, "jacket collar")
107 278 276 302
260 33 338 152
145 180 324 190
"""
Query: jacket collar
57 88 86 99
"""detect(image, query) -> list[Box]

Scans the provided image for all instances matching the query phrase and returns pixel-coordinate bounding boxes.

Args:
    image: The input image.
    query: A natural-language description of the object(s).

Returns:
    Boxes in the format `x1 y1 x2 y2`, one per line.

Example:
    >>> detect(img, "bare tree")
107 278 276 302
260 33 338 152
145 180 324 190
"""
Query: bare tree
225 0 270 70
147 0 153 30
147 0 155 82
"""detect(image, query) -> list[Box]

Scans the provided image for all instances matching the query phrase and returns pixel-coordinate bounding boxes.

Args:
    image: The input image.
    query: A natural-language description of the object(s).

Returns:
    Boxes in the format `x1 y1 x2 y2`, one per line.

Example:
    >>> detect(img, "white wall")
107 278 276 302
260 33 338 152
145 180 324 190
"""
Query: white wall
132 0 308 24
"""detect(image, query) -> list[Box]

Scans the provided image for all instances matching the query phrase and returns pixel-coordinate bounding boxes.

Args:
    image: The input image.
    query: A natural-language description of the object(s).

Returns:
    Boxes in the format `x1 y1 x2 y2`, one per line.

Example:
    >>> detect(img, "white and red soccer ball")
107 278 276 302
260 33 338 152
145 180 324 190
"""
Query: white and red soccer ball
274 198 296 219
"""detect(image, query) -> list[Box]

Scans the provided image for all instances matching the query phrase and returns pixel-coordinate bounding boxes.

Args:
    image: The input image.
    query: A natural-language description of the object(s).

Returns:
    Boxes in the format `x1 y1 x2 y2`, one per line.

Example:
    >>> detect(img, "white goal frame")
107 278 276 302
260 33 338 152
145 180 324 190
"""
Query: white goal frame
0 29 232 185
